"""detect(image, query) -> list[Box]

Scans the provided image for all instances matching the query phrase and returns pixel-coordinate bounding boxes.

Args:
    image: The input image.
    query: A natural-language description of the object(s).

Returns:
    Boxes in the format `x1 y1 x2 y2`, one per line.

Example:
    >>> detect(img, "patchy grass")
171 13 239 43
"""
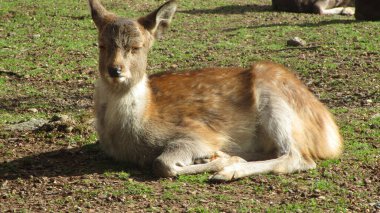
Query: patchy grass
0 0 379 212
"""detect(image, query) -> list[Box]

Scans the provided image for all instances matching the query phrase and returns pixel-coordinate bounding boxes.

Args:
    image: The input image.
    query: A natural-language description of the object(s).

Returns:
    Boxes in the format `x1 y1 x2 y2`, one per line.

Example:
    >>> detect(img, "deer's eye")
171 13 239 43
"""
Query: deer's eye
131 46 141 53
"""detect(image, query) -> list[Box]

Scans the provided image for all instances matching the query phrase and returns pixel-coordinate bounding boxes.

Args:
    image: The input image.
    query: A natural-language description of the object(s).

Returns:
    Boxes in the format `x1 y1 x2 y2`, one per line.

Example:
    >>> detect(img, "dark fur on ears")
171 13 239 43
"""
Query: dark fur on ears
138 0 177 39
88 0 116 29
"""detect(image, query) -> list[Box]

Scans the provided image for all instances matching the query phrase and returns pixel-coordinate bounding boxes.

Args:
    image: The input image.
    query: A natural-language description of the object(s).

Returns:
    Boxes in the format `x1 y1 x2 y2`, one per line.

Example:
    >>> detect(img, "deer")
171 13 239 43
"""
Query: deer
272 0 355 15
355 0 380 20
89 0 342 181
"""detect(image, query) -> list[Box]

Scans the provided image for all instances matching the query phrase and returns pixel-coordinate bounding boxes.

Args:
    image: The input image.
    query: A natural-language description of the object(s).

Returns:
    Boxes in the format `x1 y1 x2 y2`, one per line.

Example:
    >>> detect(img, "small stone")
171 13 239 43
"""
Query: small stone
98 194 107 199
318 195 326 200
65 126 74 133
370 201 380 209
1 180 8 189
287 37 306 47
364 178 372 184
8 138 18 142
7 32 16 37
27 108 38 113
119 196 126 202
371 113 380 119
74 205 82 211
366 99 373 104
32 34 41 39
170 64 178 69
50 114 70 122
375 202 380 209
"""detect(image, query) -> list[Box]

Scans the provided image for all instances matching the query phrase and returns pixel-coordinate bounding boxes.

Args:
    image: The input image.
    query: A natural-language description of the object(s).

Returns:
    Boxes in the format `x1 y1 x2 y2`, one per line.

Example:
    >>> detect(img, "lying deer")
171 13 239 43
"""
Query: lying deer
272 0 355 15
355 0 380 20
90 0 342 181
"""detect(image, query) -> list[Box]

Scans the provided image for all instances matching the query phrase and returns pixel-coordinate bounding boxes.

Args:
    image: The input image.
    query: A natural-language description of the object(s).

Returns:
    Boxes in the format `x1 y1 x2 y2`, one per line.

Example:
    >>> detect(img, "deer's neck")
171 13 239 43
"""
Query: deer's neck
111 75 150 126
96 74 152 137
96 75 159 165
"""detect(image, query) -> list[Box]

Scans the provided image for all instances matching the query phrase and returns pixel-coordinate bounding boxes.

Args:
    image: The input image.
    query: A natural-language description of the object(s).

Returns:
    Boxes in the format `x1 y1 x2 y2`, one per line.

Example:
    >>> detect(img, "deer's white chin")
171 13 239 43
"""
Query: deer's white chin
115 76 127 83
102 76 131 92
105 75 129 84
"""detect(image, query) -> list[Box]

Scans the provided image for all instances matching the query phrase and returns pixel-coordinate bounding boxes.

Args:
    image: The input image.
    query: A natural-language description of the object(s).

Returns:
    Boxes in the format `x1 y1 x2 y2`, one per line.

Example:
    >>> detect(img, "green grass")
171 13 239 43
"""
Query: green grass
123 181 153 195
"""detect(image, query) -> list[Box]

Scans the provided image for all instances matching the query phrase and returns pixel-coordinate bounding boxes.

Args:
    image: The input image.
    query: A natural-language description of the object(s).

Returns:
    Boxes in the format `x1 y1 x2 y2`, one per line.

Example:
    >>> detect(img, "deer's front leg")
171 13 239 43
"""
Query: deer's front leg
193 151 231 164
152 141 245 177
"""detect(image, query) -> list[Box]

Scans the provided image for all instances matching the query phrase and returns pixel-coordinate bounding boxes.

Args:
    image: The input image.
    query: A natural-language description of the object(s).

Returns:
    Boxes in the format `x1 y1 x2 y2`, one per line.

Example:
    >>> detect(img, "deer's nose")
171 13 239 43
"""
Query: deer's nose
108 66 122 78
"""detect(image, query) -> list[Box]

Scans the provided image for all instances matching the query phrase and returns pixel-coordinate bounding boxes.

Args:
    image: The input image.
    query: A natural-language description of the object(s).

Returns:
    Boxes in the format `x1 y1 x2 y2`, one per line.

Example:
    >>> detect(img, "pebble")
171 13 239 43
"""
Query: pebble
32 34 41 39
7 32 16 37
65 126 74 133
50 114 70 122
27 108 38 113
364 178 372 184
1 180 8 189
371 113 380 119
287 37 306 47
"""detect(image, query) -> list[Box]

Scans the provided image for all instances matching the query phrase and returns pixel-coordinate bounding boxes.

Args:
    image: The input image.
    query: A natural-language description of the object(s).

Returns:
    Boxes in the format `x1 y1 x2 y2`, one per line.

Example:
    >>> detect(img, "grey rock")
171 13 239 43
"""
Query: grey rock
5 118 49 131
32 34 41 39
287 37 306 47
27 108 38 113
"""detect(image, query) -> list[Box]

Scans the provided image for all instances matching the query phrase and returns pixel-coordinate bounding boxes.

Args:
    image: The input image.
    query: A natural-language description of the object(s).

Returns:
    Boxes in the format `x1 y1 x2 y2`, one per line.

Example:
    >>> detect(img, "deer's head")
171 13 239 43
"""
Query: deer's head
89 0 177 90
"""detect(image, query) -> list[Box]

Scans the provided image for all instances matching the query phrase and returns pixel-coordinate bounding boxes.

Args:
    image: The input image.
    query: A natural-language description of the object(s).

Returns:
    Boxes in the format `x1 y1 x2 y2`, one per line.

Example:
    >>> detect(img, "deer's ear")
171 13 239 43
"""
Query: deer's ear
138 0 177 39
88 0 116 30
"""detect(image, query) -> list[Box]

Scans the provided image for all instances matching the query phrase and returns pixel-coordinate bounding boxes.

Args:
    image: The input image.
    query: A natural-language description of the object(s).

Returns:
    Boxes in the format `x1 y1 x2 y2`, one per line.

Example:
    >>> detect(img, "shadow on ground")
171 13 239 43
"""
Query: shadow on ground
0 90 92 112
0 143 155 181
224 19 358 31
180 4 272 15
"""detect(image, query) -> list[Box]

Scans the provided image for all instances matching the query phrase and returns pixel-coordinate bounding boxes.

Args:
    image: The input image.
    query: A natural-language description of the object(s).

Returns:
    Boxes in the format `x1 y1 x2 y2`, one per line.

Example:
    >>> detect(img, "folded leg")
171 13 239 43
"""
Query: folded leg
210 152 316 181
153 140 246 177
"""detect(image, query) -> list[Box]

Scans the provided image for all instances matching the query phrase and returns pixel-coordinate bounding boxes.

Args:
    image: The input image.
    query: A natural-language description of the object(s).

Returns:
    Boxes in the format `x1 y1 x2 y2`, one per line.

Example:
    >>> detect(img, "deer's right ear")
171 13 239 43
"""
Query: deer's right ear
138 0 177 39
88 0 116 30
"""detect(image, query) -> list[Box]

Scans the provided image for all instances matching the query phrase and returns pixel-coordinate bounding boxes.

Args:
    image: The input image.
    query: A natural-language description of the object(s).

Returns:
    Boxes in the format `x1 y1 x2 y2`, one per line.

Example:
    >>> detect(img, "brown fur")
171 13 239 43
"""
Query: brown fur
90 0 343 181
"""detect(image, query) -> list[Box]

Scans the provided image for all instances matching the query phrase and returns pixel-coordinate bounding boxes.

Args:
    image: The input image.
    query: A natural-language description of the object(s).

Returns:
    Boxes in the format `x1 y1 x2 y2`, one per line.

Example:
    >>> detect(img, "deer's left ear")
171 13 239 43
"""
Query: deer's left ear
138 0 177 39
88 0 116 30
